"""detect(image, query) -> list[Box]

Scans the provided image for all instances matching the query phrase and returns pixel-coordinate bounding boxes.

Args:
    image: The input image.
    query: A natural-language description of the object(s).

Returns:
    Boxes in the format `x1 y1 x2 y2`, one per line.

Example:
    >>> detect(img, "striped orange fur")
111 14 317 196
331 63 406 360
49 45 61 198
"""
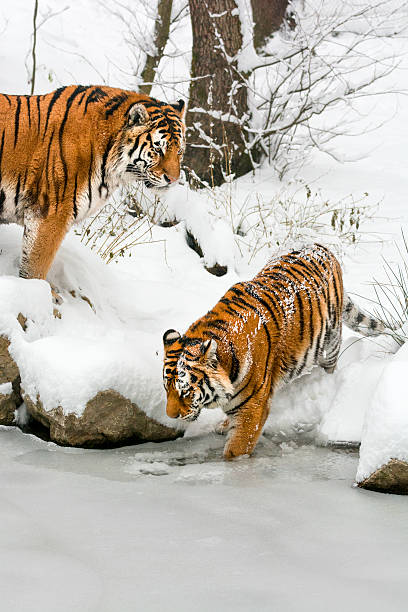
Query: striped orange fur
163 244 387 460
0 85 185 281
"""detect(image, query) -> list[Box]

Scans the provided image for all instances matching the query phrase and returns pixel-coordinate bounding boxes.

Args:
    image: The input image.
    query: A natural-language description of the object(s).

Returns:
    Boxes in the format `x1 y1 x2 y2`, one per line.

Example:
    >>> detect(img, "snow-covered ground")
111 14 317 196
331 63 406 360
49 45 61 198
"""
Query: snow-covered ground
1 2 408 610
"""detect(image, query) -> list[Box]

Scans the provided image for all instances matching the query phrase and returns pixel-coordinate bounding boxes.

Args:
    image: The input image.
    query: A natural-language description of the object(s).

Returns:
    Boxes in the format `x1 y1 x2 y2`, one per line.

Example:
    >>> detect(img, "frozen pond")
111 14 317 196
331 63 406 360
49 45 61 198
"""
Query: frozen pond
1 428 407 612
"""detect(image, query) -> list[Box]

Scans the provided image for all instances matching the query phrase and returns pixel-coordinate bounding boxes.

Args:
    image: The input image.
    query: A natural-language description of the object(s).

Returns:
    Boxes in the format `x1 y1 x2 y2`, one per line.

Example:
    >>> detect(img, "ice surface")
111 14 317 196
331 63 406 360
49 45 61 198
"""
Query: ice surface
1 428 408 612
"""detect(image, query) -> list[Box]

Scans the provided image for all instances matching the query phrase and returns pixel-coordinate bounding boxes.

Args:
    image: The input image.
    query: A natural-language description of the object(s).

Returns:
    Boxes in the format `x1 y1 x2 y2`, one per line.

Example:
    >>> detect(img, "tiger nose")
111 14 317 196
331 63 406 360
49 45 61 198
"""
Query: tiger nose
164 173 178 184
166 401 180 418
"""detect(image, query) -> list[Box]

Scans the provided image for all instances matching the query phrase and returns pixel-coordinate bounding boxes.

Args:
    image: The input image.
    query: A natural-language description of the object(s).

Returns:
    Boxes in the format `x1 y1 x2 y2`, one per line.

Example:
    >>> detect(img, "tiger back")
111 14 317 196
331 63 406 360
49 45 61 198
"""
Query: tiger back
0 85 185 282
162 244 386 460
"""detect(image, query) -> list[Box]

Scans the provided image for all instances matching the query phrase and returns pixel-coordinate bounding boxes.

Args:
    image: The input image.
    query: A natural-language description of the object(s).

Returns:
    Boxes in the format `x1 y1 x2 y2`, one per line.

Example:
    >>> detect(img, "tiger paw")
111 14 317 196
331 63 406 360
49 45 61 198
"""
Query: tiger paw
50 284 63 306
223 438 252 461
69 290 96 313
215 417 231 436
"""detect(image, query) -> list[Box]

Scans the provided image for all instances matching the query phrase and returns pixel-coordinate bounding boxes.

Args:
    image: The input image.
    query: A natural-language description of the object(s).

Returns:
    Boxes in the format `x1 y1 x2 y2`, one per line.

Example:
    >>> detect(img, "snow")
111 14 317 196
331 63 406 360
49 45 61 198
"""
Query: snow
1 1 408 609
356 342 408 481
0 382 12 396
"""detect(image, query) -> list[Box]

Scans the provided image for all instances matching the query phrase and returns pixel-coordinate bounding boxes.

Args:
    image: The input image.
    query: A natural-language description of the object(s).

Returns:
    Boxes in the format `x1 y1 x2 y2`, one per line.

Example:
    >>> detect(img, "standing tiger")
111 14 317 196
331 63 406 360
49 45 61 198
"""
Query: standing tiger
163 244 389 460
0 85 185 283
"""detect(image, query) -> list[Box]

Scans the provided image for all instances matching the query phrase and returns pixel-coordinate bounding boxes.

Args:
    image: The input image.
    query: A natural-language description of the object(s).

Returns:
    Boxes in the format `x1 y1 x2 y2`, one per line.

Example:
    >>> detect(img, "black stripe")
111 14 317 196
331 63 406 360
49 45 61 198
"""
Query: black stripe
229 342 240 384
14 175 21 207
128 136 143 160
0 129 5 183
78 90 88 106
209 319 229 331
205 331 222 341
45 129 55 191
104 94 129 119
252 279 290 321
88 144 94 207
99 136 114 196
331 267 342 320
84 87 108 114
59 86 89 198
22 167 28 190
182 337 203 347
14 96 21 148
36 96 41 132
44 86 66 135
243 283 281 330
73 173 78 218
25 95 31 128
0 189 5 214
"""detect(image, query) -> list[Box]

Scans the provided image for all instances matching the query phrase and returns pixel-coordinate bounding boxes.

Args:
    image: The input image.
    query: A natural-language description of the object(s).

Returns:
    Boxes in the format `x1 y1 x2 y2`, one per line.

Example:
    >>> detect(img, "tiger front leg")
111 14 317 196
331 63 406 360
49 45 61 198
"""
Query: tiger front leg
223 394 270 460
20 208 71 302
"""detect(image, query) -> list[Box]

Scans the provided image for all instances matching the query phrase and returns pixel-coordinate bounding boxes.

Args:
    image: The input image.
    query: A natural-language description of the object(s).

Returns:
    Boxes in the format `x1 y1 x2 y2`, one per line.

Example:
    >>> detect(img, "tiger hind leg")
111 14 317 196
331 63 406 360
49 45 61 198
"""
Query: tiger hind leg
223 392 270 460
320 326 342 374
215 417 232 435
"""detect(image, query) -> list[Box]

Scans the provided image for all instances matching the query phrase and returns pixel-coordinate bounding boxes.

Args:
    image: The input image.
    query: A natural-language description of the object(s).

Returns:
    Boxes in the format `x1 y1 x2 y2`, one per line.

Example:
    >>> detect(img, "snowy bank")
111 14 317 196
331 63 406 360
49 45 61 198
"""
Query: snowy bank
0 216 401 454
357 342 408 494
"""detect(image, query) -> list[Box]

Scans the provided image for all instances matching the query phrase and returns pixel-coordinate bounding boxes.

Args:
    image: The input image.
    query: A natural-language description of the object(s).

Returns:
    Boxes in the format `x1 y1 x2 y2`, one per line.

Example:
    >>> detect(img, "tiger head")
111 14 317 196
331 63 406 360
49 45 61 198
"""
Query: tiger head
122 99 186 189
162 330 233 422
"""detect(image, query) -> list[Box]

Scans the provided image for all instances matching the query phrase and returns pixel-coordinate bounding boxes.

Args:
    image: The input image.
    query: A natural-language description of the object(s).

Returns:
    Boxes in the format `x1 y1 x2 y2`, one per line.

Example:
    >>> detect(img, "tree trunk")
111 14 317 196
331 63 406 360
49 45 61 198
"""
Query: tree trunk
251 0 291 51
140 0 173 95
184 0 253 187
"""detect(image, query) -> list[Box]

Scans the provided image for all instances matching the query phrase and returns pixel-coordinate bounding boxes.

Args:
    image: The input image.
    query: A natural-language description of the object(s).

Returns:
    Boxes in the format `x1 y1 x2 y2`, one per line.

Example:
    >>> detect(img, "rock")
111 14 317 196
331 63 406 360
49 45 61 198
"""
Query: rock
358 458 408 495
17 313 27 331
205 263 228 277
0 383 17 426
0 333 21 425
0 336 19 384
24 389 181 448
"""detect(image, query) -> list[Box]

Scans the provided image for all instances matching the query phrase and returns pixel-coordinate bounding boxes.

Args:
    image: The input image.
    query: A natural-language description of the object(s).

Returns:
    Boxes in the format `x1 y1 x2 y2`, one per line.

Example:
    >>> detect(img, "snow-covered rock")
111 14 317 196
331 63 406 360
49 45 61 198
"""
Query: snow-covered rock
24 389 180 448
0 382 17 426
0 335 19 385
0 264 182 446
0 333 21 426
357 342 408 494
358 459 408 495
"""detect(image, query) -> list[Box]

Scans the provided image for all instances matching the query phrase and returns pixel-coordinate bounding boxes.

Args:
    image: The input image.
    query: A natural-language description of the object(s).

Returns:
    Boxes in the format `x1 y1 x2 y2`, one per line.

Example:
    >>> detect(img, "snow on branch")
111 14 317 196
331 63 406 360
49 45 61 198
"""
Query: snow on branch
230 0 408 177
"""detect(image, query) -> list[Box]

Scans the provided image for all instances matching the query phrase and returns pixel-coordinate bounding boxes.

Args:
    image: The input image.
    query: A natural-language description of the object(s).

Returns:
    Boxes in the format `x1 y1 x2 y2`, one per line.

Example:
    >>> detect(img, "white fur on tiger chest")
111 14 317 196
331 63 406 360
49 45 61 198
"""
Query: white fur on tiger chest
0 183 26 224
74 177 115 222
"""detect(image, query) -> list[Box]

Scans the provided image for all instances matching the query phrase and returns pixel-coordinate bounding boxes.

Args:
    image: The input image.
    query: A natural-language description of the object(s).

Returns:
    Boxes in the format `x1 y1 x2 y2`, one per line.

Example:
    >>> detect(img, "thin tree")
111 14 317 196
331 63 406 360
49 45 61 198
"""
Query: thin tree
30 0 39 94
140 0 173 95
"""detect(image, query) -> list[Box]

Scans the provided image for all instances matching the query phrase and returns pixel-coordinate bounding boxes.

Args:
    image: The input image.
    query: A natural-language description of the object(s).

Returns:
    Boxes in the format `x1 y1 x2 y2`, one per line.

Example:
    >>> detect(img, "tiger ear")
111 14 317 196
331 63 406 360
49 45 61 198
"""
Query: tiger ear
163 329 181 348
201 339 218 368
170 99 186 120
127 103 149 127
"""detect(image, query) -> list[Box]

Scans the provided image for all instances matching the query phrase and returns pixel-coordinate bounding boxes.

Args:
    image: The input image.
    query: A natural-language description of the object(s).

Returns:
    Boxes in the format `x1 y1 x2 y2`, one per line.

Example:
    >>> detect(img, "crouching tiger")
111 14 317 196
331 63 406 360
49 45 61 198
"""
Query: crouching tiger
163 243 389 460
0 85 185 283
